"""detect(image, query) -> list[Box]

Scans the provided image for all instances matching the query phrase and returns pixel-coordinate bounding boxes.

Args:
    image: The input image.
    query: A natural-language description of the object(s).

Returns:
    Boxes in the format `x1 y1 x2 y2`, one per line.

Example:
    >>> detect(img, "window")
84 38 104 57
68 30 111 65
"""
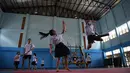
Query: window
102 36 109 42
113 49 120 54
123 46 130 52
105 51 112 56
116 23 129 35
127 20 130 29
105 51 112 59
109 29 116 39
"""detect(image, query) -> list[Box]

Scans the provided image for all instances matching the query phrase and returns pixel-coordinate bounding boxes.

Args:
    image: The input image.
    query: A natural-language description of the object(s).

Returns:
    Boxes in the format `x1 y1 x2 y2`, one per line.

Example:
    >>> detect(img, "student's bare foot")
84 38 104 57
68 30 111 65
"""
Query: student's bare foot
22 67 24 70
56 69 59 72
65 68 71 71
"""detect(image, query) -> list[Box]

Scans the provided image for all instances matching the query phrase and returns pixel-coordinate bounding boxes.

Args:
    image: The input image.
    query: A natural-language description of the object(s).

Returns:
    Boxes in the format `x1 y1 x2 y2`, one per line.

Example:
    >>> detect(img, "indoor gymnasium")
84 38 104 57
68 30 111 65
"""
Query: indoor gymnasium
0 0 130 73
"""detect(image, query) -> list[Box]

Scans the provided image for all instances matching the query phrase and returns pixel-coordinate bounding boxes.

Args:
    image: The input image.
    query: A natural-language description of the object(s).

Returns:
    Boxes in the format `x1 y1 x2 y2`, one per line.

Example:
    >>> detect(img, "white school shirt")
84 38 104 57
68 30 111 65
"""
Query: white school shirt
41 60 44 64
86 55 91 61
24 43 35 55
50 34 64 45
85 21 95 36
14 55 20 61
33 56 37 63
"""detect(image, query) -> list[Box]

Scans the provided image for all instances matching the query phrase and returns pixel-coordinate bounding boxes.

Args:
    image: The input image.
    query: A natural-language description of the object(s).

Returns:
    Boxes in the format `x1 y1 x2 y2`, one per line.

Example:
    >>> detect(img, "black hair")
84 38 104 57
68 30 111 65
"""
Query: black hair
33 53 36 56
16 51 20 55
88 54 90 55
28 38 31 40
39 29 55 39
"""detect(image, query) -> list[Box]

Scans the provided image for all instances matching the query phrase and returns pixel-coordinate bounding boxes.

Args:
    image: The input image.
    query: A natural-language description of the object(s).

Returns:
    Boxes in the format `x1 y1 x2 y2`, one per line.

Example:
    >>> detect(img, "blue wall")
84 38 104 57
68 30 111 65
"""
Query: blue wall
0 47 53 69
99 0 130 49
0 12 104 69
84 49 104 68
0 47 104 69
98 0 130 66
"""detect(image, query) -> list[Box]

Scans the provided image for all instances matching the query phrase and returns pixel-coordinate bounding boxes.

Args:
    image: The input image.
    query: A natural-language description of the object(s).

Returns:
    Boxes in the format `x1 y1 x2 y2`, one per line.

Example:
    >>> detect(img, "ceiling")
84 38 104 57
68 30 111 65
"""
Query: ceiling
0 0 120 20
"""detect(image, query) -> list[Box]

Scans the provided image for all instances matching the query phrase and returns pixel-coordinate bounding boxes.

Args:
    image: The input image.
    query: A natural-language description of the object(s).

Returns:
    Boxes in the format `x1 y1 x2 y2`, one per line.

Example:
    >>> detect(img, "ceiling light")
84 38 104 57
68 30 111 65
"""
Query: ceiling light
35 11 38 14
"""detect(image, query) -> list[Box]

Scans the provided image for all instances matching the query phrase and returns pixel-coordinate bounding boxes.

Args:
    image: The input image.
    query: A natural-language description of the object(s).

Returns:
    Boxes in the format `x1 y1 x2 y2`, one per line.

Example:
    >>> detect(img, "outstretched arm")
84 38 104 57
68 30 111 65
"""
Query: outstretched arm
92 22 99 35
61 21 66 34
31 44 35 50
49 44 52 54
61 28 65 34
95 32 99 35
14 55 20 59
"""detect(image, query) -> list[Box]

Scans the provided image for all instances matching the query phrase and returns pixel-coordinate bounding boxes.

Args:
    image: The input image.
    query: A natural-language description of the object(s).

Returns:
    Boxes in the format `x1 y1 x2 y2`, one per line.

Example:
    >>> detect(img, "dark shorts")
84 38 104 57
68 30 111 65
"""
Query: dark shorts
55 42 70 57
23 55 31 59
14 61 19 65
73 57 78 61
88 35 102 44
76 61 80 66
41 64 44 66
87 61 91 64
31 61 37 65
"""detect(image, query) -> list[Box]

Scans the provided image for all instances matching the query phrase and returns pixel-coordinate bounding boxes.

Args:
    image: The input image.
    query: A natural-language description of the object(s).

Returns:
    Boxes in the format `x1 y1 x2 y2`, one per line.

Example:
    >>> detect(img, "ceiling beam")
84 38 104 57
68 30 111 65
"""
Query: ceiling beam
59 0 67 16
46 0 48 15
71 0 78 18
2 0 9 12
66 0 73 17
89 0 105 16
86 0 99 16
0 2 5 12
79 0 88 14
74 0 82 17
54 0 58 16
83 0 93 15
14 0 20 9
96 0 113 19
51 0 53 16
36 0 39 14
98 0 118 19
26 0 30 13
93 0 111 7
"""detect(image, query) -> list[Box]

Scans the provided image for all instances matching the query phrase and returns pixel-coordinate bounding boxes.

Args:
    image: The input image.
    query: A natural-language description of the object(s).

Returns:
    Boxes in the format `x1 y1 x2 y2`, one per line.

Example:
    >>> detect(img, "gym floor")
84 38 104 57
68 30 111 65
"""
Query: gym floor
0 68 130 73
0 0 130 73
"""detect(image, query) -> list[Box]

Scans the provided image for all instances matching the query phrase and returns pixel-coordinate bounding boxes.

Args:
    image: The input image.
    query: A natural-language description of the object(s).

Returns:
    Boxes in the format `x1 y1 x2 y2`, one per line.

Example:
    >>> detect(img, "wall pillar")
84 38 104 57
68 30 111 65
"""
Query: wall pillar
53 16 57 30
110 7 127 67
78 19 84 49
0 12 4 28
121 1 130 31
111 51 115 67
22 14 30 46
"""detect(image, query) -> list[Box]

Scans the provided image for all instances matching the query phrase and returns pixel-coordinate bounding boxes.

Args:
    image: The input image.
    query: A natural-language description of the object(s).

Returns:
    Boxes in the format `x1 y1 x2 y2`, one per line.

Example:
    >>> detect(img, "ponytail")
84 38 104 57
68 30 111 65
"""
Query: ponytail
39 29 54 40
39 32 50 40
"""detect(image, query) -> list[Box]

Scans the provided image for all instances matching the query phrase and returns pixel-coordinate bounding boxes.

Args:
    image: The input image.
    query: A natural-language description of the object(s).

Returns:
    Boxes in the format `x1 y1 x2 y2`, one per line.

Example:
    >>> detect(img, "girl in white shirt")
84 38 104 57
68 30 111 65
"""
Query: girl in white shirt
41 58 44 69
86 54 91 68
22 38 35 69
31 53 37 70
14 51 20 70
85 20 109 50
39 23 70 72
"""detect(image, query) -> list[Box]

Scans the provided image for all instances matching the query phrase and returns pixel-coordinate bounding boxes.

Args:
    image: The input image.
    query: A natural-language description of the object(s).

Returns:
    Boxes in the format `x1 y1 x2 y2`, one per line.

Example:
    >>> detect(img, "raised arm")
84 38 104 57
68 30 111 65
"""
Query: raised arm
49 37 53 54
31 44 35 50
49 44 52 54
14 55 20 60
61 21 66 34
93 21 99 35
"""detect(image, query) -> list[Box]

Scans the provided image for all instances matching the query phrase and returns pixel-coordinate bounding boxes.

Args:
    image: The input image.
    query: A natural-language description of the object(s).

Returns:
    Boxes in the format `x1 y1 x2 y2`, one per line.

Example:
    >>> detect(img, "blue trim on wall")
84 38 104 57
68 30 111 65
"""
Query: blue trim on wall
83 49 102 53
102 40 130 67
83 49 104 68
102 40 130 52
0 47 104 69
